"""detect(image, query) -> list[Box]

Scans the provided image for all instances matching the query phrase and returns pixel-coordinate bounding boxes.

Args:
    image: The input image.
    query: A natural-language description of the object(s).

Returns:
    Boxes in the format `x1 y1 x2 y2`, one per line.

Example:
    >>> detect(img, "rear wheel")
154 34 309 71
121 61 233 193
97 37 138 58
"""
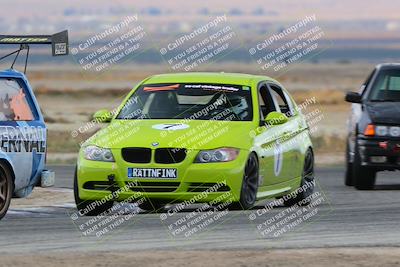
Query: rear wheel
0 162 13 220
344 141 354 186
230 153 259 210
353 143 376 190
283 149 315 207
73 168 114 216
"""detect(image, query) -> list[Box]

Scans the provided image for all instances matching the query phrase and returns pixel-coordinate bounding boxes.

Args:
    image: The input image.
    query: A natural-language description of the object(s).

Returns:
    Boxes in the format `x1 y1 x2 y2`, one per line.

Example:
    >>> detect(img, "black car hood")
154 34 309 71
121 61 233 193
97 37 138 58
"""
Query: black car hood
365 102 400 124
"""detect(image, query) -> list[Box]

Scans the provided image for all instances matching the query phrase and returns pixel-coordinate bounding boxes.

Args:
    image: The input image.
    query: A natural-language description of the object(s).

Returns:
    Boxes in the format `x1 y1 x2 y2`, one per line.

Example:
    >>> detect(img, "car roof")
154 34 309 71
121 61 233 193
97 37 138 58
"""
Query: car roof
143 72 277 86
0 68 26 79
376 63 400 70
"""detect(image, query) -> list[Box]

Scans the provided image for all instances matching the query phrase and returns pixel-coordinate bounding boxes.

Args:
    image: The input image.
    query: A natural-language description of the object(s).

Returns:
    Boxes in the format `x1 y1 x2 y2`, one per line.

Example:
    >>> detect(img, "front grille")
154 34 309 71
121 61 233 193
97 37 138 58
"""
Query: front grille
122 147 151 163
155 148 187 164
188 183 231 193
128 181 180 192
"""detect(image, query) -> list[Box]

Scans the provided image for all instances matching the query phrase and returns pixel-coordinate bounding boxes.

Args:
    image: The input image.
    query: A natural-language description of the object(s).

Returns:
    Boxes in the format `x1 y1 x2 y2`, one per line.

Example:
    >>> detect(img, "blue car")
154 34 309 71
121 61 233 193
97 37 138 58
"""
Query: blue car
0 31 68 219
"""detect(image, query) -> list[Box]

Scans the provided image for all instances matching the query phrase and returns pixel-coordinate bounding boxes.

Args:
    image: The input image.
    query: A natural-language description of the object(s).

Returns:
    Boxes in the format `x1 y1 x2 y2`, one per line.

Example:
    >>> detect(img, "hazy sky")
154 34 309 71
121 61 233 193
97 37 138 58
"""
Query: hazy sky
2 0 400 22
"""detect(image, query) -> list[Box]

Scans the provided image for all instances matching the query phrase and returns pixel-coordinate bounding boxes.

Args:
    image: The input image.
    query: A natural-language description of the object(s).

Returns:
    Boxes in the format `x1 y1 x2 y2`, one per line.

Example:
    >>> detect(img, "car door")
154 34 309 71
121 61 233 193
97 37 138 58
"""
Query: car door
0 77 46 194
275 85 306 179
255 82 288 186
255 82 301 186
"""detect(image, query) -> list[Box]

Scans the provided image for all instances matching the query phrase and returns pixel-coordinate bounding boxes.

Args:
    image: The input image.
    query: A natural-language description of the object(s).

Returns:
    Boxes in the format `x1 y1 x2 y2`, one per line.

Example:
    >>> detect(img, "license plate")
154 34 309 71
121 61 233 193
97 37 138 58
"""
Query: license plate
128 168 177 179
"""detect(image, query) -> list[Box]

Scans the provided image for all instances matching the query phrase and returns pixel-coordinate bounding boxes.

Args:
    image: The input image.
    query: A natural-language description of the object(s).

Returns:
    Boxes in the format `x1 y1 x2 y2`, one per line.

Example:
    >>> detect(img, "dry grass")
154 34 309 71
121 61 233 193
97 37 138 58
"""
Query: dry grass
292 90 347 105
312 135 346 153
35 86 130 97
47 130 95 153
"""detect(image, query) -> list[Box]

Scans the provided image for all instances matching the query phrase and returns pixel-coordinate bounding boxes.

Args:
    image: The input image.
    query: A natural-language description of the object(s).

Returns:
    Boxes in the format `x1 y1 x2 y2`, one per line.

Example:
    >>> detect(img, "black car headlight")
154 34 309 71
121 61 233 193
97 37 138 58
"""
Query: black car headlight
375 126 400 137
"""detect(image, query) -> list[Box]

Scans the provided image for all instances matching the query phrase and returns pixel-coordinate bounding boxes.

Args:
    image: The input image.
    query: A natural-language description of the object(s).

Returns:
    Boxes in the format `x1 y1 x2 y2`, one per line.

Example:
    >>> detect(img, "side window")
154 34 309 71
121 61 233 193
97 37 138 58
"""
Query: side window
268 84 294 117
0 78 35 121
258 84 277 119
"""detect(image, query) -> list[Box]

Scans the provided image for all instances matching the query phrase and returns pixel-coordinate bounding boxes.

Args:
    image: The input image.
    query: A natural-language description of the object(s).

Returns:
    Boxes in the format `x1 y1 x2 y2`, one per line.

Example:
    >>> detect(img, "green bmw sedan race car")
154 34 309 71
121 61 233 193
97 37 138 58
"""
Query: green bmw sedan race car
74 73 315 215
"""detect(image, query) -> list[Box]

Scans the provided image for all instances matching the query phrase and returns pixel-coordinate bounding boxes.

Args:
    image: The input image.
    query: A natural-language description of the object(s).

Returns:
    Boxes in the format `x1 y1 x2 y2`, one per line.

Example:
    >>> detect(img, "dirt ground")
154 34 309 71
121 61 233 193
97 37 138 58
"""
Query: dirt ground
2 248 400 267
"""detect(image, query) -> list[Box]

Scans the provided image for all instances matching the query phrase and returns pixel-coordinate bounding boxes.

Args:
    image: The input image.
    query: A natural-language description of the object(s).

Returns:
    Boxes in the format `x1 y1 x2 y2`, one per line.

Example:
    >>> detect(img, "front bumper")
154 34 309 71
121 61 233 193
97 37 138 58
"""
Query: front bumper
358 135 400 170
76 149 248 203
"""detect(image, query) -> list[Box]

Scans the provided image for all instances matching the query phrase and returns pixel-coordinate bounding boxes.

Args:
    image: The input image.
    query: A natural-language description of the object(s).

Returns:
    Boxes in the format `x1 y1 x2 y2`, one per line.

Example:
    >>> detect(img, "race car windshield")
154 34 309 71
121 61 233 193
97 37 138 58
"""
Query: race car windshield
116 83 253 121
369 69 400 102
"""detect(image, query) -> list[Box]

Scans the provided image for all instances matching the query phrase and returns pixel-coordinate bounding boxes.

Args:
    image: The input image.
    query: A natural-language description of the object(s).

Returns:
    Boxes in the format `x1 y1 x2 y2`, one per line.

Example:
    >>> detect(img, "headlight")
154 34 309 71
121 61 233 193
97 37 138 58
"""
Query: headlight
366 125 400 137
376 126 388 136
194 148 239 163
83 145 115 162
389 126 400 137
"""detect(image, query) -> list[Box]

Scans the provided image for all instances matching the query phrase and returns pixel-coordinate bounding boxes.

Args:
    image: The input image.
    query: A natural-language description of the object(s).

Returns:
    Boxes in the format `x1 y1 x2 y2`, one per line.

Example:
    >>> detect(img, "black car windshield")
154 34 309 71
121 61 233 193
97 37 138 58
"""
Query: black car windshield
116 83 253 121
368 69 400 102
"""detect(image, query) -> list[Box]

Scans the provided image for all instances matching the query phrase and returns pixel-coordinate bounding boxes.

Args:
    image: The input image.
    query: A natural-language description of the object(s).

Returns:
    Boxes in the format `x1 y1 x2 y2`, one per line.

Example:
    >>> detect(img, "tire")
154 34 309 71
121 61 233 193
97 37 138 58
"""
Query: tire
353 142 376 190
0 162 13 220
283 149 315 207
138 200 165 211
73 168 114 216
344 141 354 186
230 153 259 210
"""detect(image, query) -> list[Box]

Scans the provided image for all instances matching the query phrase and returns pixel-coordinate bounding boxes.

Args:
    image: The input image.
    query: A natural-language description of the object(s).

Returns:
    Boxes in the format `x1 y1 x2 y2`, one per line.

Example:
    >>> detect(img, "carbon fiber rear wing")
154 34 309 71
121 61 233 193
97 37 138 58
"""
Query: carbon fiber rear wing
0 30 69 73
0 30 69 56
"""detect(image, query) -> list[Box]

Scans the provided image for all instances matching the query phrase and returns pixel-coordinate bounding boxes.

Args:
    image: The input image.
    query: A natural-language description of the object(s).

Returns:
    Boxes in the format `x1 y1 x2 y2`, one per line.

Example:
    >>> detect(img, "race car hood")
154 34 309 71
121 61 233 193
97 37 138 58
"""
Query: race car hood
365 102 400 125
88 119 255 150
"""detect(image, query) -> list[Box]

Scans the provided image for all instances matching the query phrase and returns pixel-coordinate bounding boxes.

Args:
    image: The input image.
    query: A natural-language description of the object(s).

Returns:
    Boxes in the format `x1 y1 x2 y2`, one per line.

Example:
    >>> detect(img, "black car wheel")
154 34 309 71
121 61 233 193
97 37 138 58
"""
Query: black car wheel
230 153 259 210
0 162 13 220
73 168 114 216
344 141 354 186
283 149 315 207
352 142 376 190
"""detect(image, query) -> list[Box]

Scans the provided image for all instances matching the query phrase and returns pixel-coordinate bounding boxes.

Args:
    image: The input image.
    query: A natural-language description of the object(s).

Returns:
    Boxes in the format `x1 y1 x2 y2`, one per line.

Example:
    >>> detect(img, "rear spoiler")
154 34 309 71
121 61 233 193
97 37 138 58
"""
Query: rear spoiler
0 30 69 73
0 30 69 56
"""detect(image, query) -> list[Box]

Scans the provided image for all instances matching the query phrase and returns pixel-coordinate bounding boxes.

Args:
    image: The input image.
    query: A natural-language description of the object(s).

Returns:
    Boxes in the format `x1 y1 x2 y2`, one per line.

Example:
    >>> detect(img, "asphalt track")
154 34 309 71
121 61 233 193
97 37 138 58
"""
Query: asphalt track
1 165 400 254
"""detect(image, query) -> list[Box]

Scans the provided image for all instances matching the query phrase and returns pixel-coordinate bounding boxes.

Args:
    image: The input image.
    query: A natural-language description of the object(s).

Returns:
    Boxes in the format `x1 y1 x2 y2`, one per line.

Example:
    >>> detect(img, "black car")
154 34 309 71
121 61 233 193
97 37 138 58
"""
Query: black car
345 63 400 190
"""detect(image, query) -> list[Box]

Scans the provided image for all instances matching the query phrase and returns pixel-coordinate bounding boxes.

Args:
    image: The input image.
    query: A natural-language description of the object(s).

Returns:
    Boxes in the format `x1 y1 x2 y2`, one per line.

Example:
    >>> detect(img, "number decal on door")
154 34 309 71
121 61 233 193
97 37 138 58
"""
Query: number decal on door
274 141 283 177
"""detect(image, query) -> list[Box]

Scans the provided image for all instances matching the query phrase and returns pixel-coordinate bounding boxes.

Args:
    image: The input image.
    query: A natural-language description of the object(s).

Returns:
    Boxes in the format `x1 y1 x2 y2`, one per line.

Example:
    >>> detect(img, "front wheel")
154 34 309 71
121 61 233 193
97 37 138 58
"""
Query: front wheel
344 141 354 186
0 162 13 220
73 168 114 216
283 149 315 207
230 153 259 210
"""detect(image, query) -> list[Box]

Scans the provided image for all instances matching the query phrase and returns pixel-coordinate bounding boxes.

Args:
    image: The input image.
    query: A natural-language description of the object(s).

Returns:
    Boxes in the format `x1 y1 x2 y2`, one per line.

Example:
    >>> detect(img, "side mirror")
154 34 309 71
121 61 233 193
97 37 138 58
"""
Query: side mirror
345 92 362 103
93 109 113 123
264 111 289 126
